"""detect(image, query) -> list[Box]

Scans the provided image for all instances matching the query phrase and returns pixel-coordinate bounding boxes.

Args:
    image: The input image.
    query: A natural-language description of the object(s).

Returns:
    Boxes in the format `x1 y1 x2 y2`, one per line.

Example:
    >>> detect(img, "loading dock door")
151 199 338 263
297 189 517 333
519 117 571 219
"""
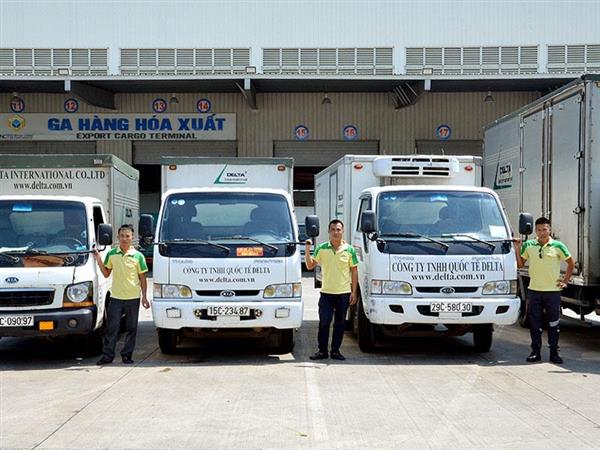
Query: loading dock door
0 141 96 154
416 140 483 157
273 141 379 167
133 141 237 164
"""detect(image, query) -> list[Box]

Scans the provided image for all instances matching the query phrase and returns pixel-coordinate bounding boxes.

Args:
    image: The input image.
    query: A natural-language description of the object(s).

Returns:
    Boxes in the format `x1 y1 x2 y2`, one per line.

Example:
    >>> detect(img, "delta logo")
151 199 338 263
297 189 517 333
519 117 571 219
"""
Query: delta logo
8 115 26 132
214 165 248 184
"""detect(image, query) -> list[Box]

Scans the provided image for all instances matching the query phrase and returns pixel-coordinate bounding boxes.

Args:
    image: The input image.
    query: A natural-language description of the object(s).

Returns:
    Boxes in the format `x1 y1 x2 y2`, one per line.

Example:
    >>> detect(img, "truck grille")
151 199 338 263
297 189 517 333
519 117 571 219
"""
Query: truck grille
415 287 478 294
0 290 54 307
195 290 260 297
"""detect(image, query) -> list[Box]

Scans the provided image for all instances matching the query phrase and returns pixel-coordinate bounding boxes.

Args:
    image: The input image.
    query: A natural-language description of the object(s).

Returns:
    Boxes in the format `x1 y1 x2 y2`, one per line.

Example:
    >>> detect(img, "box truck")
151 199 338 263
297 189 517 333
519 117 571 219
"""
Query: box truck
311 155 519 352
484 75 600 322
0 154 139 351
141 157 301 354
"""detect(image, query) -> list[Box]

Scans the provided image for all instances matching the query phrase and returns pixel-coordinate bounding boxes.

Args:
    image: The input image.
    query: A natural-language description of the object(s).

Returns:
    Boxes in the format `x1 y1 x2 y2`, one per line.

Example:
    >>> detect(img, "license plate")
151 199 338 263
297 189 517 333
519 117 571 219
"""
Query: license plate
0 315 34 327
430 302 472 313
206 306 250 317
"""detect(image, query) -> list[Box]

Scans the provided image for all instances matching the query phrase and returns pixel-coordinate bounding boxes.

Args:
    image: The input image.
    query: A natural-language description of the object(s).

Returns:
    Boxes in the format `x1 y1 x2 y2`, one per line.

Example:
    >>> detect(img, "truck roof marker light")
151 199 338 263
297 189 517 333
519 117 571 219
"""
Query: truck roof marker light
354 164 363 170
169 164 177 170
465 165 473 171
277 165 286 171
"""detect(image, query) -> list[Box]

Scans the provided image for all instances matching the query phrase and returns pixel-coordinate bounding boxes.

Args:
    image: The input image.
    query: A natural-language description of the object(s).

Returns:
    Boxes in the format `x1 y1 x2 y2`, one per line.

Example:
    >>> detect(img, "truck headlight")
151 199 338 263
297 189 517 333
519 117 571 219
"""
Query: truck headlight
482 280 517 295
371 279 412 295
63 281 93 306
263 283 301 299
154 284 192 298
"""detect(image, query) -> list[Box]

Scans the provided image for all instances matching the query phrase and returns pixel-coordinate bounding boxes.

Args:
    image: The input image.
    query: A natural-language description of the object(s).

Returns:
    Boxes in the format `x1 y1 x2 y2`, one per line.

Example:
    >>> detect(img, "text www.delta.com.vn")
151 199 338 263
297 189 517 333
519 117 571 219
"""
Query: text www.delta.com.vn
13 181 73 190
410 273 485 281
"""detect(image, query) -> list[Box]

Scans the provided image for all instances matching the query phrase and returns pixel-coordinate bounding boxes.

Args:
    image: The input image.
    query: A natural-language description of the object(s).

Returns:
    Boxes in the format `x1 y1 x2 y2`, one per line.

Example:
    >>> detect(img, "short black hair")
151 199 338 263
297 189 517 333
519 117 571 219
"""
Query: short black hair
328 219 344 230
535 217 550 226
118 224 134 234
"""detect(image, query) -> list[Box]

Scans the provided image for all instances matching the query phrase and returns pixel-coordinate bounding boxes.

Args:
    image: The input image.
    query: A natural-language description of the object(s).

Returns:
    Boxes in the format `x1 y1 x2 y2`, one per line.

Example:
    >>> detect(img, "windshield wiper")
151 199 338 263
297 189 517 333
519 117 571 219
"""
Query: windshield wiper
0 251 20 264
439 233 496 250
380 232 449 250
218 236 278 252
161 239 231 254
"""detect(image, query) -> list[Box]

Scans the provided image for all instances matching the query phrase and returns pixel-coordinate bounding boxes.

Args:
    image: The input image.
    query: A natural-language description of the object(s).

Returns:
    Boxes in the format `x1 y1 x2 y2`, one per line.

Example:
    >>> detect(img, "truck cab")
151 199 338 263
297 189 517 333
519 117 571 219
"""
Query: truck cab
0 196 112 350
147 157 302 354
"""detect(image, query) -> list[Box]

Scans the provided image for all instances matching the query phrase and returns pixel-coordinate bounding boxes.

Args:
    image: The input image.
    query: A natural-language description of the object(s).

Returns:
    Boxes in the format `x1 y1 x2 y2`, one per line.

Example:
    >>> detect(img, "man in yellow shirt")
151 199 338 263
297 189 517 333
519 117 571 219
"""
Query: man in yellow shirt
305 219 358 361
515 217 574 364
94 224 149 365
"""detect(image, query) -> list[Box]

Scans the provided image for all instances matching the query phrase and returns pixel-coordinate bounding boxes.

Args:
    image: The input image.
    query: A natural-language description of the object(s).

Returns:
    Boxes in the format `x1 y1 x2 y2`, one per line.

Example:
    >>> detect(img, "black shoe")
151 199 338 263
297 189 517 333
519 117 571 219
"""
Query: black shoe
96 357 113 366
526 351 541 363
550 349 563 364
309 351 328 360
330 351 346 361
122 356 134 364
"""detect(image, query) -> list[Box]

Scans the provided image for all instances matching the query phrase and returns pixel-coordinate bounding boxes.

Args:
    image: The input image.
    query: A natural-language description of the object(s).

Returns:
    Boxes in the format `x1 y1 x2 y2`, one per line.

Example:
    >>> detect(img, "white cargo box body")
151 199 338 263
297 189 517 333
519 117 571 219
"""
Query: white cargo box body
161 157 293 195
484 75 600 313
0 154 140 238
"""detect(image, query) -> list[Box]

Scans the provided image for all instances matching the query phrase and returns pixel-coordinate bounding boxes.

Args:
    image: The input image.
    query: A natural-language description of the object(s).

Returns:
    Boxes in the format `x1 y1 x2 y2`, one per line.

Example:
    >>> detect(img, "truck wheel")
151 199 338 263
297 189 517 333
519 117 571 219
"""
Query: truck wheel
518 298 530 328
473 324 493 352
276 329 295 354
357 300 376 353
157 328 179 354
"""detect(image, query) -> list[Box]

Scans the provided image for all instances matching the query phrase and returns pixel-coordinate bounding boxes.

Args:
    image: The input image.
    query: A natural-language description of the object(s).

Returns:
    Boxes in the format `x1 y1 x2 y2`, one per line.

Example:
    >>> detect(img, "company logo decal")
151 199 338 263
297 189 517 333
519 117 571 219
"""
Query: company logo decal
8 115 26 131
440 286 455 295
4 277 19 284
214 165 248 184
220 290 236 297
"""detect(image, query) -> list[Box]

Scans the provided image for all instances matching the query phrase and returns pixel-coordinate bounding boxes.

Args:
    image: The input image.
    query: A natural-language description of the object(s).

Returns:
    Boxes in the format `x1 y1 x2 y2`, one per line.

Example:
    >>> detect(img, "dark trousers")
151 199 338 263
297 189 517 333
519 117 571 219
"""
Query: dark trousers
317 292 350 353
527 289 561 351
102 298 140 360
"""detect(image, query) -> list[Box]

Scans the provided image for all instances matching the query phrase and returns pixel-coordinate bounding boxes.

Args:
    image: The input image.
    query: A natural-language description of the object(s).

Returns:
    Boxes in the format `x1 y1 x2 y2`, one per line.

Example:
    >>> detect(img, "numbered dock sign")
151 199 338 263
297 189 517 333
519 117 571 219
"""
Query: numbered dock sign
9 96 25 113
152 98 168 113
435 124 451 140
294 125 309 141
64 98 79 113
196 98 212 113
343 125 358 141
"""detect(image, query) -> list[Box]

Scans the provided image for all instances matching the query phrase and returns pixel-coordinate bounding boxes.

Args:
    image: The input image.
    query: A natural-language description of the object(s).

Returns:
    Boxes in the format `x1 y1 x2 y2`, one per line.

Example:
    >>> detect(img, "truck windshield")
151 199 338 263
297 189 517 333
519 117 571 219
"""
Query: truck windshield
160 192 294 243
0 200 89 265
377 191 510 255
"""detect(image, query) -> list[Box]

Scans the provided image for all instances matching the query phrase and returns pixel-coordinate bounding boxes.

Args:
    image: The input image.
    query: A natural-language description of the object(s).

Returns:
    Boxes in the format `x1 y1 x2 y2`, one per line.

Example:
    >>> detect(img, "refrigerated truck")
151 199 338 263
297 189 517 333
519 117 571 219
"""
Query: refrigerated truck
484 75 600 321
313 155 519 352
0 154 139 350
143 157 301 353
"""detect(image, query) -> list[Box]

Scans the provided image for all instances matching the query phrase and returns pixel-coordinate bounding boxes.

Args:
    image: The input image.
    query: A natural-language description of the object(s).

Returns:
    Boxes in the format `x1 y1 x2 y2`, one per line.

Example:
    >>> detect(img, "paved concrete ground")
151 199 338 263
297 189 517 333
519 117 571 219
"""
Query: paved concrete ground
2 274 600 449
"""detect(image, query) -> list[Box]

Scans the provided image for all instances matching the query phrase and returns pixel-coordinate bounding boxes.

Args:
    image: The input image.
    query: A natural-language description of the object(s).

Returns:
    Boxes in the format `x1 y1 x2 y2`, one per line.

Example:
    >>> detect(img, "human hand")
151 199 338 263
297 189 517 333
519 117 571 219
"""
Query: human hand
141 297 150 309
349 292 357 305
556 280 567 290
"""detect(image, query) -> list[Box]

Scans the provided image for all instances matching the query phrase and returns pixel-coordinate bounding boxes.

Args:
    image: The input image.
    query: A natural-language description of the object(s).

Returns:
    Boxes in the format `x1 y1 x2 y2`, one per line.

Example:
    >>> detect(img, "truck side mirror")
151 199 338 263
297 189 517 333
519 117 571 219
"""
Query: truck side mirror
97 223 113 246
139 214 155 247
360 210 377 233
305 215 320 238
519 212 534 235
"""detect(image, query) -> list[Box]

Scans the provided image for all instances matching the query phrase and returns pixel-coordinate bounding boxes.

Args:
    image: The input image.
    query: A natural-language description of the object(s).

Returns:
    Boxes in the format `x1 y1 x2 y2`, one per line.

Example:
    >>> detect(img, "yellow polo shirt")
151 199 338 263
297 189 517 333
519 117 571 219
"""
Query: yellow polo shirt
521 237 571 291
313 240 358 294
104 246 148 300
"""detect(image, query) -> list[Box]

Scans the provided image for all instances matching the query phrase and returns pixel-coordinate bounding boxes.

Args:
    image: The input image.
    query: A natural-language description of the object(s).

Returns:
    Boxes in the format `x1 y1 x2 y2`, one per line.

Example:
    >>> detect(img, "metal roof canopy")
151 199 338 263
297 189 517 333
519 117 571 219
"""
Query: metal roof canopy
0 74 578 109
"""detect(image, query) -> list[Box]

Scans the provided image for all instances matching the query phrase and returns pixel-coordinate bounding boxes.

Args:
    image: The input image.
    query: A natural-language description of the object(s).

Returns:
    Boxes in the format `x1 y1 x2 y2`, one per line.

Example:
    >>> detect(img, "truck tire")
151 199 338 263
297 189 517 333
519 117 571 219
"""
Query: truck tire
158 328 179 354
473 324 493 352
357 300 376 353
518 297 530 328
276 329 295 354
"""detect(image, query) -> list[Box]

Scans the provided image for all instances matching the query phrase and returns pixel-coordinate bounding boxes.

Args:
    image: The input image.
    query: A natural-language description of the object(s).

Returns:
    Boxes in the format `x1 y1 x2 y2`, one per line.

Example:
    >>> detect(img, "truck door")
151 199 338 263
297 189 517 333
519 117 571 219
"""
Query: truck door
549 93 583 273
520 110 545 218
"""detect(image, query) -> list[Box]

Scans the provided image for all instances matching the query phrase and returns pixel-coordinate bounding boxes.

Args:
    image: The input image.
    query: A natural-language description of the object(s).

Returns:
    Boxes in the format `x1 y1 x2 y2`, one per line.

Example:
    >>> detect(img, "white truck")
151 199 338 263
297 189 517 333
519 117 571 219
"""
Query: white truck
311 155 519 352
0 154 139 352
484 75 600 322
141 157 302 354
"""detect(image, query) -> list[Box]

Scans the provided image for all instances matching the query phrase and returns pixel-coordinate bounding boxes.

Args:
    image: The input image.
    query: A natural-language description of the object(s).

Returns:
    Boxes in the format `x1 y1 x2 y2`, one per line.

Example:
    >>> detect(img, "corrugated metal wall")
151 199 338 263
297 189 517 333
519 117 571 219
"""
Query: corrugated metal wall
0 91 538 161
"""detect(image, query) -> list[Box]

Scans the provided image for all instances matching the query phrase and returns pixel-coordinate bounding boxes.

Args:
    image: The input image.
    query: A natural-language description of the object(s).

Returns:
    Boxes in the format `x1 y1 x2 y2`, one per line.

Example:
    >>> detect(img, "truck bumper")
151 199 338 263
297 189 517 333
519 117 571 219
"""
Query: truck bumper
152 300 303 330
0 307 96 337
365 296 520 326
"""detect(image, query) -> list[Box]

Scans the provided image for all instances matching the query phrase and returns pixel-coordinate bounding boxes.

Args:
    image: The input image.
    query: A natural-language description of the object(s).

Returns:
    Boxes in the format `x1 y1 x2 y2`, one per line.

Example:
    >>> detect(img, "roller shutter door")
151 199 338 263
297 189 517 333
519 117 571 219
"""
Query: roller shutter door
0 141 96 154
273 141 379 167
133 141 237 165
415 140 483 157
